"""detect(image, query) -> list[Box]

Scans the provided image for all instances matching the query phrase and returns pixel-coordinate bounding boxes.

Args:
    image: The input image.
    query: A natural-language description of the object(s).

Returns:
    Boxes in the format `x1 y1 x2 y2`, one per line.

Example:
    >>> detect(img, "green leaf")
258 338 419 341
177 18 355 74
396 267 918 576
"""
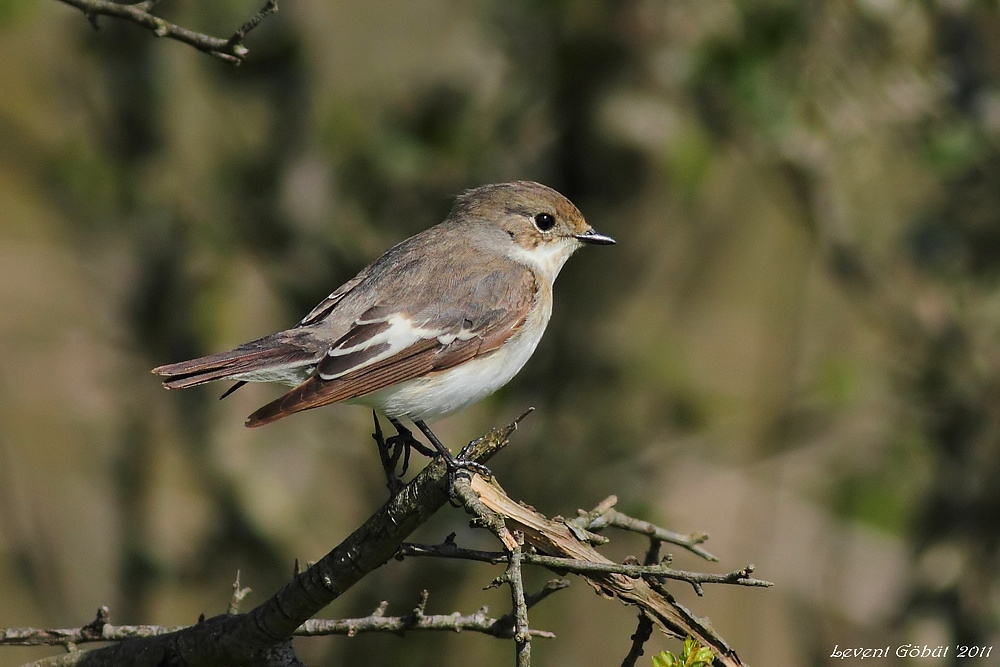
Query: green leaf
653 637 716 667
691 646 716 666
651 650 678 667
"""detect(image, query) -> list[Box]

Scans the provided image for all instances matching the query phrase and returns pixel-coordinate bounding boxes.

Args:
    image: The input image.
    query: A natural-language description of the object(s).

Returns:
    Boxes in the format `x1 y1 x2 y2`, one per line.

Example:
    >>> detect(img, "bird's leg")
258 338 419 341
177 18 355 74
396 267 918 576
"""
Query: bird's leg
412 419 493 482
373 414 492 494
371 413 443 495
371 411 404 495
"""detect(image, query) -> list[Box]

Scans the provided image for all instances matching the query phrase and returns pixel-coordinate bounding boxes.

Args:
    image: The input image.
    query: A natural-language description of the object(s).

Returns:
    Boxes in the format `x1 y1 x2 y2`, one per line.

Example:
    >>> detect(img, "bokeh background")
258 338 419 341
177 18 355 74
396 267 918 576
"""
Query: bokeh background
2 1 1000 665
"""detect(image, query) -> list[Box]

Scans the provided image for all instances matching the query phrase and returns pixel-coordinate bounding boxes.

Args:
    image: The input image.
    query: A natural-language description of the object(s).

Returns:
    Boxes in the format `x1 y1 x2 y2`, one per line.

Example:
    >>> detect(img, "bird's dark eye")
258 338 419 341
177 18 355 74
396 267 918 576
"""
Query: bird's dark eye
534 213 556 231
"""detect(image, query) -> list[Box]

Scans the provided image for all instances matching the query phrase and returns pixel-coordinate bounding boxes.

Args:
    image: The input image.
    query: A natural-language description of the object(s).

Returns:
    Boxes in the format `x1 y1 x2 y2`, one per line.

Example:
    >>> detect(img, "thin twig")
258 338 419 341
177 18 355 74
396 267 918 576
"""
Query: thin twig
55 0 278 65
228 570 252 615
490 578 570 639
3 603 557 650
509 536 531 667
397 537 504 562
620 613 654 667
572 496 718 562
487 534 531 666
397 542 771 595
2 607 184 648
225 0 278 49
530 555 769 596
298 589 555 640
620 540 663 667
297 609 555 639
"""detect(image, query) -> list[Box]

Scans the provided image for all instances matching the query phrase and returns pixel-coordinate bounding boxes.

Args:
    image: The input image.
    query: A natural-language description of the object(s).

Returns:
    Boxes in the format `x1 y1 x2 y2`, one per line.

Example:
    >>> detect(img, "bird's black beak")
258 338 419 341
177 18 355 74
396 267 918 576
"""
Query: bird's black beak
574 228 616 245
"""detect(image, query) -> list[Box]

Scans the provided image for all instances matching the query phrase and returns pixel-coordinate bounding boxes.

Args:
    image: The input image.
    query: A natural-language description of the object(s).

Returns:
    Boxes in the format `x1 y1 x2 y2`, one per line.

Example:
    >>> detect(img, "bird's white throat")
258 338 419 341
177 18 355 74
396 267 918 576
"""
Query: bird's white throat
505 238 580 283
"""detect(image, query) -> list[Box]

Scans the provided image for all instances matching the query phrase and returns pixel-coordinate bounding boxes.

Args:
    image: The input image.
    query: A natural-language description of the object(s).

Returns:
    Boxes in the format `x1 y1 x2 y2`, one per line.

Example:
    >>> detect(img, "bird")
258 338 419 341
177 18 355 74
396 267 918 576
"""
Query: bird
153 181 614 472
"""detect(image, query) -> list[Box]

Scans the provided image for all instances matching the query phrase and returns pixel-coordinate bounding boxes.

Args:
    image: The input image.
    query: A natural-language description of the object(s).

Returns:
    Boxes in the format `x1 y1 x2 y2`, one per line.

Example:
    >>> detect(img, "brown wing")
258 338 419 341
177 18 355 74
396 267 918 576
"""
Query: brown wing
245 272 537 427
296 272 368 327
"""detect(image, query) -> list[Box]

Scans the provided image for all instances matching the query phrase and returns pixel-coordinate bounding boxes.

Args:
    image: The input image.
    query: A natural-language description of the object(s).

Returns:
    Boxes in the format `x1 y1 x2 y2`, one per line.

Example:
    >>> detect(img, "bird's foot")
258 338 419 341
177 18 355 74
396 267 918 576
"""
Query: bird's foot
412 419 494 491
372 414 493 497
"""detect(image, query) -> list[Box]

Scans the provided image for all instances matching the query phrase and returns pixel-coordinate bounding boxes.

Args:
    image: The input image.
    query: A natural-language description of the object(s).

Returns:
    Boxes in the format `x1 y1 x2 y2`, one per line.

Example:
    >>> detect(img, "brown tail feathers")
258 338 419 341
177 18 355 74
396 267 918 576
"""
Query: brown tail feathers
152 334 319 390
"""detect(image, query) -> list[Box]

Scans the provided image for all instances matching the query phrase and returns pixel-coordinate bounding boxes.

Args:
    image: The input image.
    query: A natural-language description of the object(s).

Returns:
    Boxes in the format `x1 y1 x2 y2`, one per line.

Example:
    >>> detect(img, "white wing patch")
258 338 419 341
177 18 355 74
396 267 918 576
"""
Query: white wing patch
318 313 467 381
434 326 479 346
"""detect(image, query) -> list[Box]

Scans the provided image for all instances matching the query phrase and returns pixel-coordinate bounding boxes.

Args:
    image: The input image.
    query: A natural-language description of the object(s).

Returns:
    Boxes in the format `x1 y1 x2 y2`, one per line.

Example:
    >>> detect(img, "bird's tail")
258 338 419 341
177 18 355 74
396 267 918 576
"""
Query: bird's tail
152 333 319 390
244 375 340 427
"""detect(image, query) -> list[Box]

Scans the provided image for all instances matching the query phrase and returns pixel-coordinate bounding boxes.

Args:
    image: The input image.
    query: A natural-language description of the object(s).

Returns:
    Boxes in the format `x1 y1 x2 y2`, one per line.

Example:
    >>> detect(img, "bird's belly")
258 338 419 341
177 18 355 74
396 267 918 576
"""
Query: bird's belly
349 326 544 421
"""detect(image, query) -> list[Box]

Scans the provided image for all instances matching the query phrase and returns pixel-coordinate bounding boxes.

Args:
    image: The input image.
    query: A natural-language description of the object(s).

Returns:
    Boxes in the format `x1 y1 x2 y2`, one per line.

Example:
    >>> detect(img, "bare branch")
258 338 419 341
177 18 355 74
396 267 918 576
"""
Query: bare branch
226 0 278 49
13 419 522 666
486 534 531 666
397 478 770 667
1 608 187 649
468 475 759 667
620 613 655 667
297 610 556 640
522 556 770 596
297 587 557 640
55 0 278 65
397 542 771 594
2 410 766 665
620 539 665 667
572 495 719 562
490 578 570 640
5 599 558 652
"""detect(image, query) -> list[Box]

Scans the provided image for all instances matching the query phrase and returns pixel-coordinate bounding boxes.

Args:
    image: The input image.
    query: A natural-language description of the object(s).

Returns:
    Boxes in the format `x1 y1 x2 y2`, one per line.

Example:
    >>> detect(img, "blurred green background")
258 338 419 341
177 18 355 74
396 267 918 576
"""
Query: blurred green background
2 1 1000 665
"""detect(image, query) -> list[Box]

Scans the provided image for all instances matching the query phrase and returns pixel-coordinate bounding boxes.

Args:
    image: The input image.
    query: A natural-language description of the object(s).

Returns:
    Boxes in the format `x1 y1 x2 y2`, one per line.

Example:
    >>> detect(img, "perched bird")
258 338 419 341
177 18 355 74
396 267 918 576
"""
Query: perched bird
153 181 614 468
